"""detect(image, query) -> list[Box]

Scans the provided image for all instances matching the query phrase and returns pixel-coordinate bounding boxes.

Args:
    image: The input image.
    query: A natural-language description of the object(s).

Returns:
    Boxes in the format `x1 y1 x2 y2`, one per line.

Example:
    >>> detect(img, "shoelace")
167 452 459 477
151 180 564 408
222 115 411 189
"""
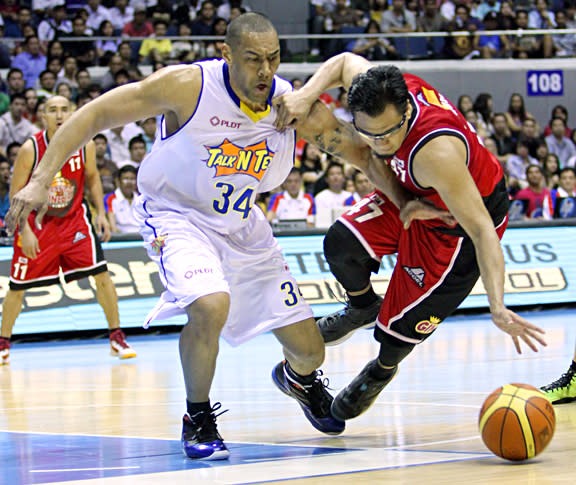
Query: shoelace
110 329 130 348
305 371 334 417
543 370 576 390
189 402 229 441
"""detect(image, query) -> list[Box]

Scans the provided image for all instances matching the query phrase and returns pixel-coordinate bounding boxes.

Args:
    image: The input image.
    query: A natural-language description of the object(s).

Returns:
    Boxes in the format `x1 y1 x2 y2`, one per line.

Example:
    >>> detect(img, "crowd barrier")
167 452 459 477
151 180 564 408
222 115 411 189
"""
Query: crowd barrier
1 220 575 336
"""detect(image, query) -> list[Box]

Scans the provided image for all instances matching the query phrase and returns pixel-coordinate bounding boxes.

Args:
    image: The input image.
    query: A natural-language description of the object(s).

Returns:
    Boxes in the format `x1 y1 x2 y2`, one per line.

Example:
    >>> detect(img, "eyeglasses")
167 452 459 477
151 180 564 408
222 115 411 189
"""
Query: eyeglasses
353 112 407 141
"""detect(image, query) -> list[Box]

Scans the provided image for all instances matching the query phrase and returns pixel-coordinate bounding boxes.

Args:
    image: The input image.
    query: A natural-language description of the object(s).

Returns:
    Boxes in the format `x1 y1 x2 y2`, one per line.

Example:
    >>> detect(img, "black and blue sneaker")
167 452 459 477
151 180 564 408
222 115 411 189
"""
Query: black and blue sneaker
272 360 345 435
181 402 230 460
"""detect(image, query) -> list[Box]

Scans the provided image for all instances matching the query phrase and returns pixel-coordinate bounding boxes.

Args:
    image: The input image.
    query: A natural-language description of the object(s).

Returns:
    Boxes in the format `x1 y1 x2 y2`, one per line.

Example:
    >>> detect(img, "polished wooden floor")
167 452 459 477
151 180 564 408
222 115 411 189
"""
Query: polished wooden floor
1 309 575 484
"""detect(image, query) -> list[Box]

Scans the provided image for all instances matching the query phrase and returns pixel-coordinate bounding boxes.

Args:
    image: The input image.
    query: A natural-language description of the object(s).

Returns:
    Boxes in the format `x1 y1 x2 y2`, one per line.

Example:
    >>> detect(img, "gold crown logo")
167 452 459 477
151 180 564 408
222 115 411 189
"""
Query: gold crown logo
430 316 441 324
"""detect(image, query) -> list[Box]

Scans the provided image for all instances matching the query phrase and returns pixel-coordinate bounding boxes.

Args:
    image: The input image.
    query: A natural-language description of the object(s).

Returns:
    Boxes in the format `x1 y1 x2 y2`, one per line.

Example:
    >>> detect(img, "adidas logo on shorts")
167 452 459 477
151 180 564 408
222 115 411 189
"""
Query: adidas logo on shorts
73 231 87 243
402 266 425 287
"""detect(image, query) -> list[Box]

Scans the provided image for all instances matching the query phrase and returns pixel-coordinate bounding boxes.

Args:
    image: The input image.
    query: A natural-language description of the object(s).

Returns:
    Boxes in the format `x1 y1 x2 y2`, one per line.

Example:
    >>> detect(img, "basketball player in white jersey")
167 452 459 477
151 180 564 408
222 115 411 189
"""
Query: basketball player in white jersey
6 13 345 460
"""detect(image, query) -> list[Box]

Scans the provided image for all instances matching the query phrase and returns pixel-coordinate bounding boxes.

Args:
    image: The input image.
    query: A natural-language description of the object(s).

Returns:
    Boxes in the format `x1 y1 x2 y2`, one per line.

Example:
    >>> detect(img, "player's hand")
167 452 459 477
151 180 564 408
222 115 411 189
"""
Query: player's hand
273 91 315 131
20 227 40 259
5 182 49 234
95 213 111 242
399 198 457 229
491 307 547 354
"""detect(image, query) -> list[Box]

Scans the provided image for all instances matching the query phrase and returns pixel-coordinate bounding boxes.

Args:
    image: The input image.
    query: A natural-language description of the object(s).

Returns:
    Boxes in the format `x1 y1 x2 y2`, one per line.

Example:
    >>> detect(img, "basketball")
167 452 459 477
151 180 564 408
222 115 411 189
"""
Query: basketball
478 383 556 461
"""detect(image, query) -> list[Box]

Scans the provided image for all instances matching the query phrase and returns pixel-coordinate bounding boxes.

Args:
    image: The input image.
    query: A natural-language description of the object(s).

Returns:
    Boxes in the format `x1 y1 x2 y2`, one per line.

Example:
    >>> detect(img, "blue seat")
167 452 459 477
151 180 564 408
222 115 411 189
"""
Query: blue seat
393 37 429 60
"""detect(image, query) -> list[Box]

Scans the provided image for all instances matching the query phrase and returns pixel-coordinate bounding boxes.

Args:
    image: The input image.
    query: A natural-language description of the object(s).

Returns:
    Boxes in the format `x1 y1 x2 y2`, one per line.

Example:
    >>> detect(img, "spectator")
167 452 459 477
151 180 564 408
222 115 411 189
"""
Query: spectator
0 85 9 116
478 11 510 58
139 116 157 152
543 153 561 189
496 1 516 30
490 112 515 160
47 56 62 77
121 5 153 37
519 117 543 158
370 0 388 24
299 142 326 194
23 88 39 124
58 56 79 91
473 93 494 135
117 135 147 169
314 162 352 227
552 10 576 57
464 110 488 140
352 19 397 60
148 0 176 25
545 117 576 166
515 164 551 219
505 93 533 136
528 0 556 29
329 0 362 32
191 0 217 38
0 158 10 223
101 124 143 165
536 140 549 166
543 105 572 138
444 4 482 59
61 16 96 68
550 167 576 213
56 82 75 107
290 77 303 90
109 0 133 32
4 7 34 39
117 40 136 68
75 69 92 97
417 0 448 34
333 88 353 123
11 36 47 89
100 55 124 92
93 133 117 195
47 39 65 61
0 94 40 155
111 69 130 89
566 0 576 28
506 139 538 191
104 164 140 233
37 4 71 43
96 20 120 66
381 0 417 33
476 0 501 20
511 9 553 58
0 0 19 24
86 0 112 32
139 19 172 64
457 94 473 116
204 17 227 59
344 169 374 205
36 70 57 98
5 72 24 100
6 141 21 167
171 23 198 63
267 168 315 227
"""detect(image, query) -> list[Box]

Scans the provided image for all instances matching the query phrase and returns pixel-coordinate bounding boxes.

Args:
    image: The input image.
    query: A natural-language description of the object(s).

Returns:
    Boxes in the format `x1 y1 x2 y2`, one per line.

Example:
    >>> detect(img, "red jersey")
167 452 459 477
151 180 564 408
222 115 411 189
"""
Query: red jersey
31 130 86 219
385 74 503 211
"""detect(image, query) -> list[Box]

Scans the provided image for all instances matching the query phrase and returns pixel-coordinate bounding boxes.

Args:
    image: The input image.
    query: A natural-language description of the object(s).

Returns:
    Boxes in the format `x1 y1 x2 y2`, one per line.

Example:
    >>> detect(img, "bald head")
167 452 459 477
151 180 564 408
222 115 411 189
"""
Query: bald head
44 95 71 113
225 12 276 50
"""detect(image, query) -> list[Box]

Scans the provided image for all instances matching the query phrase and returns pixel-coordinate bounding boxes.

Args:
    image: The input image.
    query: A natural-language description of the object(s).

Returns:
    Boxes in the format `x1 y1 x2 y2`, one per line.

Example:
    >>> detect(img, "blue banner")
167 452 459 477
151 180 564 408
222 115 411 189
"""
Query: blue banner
0 226 575 335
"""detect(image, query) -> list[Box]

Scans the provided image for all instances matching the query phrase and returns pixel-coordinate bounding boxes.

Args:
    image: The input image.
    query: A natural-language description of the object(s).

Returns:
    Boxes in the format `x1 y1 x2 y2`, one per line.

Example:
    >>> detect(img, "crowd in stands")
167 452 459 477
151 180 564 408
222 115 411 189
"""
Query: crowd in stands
310 0 576 60
0 0 575 235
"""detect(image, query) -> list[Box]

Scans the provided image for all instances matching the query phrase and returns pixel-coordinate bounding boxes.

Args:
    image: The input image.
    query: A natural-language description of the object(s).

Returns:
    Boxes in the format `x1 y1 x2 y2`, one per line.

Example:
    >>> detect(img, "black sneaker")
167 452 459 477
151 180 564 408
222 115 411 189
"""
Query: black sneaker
272 361 345 435
181 402 230 460
331 359 398 421
317 297 383 346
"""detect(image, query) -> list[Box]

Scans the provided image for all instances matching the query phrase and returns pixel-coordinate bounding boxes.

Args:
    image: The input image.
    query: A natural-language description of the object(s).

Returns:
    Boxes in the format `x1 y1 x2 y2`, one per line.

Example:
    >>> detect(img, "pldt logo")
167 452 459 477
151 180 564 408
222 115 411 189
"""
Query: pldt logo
210 116 242 129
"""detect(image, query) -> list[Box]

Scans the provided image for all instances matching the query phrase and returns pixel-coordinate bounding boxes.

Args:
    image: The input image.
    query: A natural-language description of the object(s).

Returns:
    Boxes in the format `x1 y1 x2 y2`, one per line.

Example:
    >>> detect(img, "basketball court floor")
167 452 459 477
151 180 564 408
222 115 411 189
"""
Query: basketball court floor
1 308 575 484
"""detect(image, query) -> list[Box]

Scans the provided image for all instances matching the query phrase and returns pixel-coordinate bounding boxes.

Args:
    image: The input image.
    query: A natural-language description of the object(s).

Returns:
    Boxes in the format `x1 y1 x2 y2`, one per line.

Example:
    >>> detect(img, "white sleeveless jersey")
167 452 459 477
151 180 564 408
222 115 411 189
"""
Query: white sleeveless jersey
137 59 296 234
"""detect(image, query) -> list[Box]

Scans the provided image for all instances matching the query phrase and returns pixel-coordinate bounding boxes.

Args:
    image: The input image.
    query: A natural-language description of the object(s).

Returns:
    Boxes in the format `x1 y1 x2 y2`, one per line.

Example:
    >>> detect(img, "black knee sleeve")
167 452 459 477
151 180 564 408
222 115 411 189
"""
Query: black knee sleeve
377 331 415 367
323 221 380 293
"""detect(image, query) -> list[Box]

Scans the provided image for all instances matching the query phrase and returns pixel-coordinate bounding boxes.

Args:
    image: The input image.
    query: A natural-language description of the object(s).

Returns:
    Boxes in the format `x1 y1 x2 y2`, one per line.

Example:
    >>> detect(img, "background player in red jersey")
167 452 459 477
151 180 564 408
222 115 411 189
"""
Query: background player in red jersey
0 96 135 365
275 53 547 421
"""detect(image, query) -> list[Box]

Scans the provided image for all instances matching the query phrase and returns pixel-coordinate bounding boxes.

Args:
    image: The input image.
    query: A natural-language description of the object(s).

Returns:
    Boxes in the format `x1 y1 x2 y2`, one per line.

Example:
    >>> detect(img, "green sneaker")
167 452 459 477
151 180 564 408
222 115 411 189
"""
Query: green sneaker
540 365 576 404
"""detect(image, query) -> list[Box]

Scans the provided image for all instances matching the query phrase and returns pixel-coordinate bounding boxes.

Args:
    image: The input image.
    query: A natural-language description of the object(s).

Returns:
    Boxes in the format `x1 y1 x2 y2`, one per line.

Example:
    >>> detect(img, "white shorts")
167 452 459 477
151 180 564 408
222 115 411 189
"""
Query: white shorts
135 198 314 346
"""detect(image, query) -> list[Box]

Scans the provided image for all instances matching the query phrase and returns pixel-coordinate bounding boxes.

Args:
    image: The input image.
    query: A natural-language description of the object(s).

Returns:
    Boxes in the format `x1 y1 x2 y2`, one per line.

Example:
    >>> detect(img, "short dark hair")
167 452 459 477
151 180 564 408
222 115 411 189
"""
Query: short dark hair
551 117 566 126
39 70 56 80
129 135 146 150
560 167 576 177
6 141 21 153
225 12 275 49
118 164 138 177
526 164 543 176
7 68 23 79
10 93 26 104
325 161 344 176
348 65 408 117
93 133 108 143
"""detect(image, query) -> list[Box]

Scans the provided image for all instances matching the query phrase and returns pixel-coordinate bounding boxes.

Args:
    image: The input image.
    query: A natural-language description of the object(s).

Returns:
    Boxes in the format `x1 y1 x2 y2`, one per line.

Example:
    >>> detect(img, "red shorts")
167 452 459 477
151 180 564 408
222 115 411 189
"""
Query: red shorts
338 183 508 344
9 201 107 290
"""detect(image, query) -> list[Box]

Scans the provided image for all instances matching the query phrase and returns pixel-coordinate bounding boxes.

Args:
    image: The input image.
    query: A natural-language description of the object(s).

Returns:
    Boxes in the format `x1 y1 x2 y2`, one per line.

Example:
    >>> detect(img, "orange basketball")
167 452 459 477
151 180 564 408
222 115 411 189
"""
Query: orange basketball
478 383 556 461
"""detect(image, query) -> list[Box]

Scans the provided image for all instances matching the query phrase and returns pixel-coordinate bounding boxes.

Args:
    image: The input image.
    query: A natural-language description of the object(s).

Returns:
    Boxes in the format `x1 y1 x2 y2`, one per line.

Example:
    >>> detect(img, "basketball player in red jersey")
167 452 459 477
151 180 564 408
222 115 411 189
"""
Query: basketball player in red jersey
0 96 135 364
274 53 547 421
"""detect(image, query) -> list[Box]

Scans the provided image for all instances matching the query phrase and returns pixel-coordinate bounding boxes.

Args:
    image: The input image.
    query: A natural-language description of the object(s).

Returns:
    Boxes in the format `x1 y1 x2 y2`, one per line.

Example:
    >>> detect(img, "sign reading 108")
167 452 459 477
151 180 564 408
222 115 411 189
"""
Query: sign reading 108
526 70 563 96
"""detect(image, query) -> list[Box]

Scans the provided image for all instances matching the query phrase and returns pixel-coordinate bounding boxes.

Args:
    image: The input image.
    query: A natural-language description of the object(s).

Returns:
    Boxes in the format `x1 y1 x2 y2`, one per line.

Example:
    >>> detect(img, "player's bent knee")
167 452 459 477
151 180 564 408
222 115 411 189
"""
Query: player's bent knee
185 293 230 330
377 331 416 367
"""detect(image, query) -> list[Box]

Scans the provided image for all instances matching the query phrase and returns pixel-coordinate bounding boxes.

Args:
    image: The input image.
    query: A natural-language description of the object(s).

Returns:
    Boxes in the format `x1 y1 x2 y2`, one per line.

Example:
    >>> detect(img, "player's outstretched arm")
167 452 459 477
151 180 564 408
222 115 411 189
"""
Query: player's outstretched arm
6 65 202 233
413 136 546 353
274 53 372 130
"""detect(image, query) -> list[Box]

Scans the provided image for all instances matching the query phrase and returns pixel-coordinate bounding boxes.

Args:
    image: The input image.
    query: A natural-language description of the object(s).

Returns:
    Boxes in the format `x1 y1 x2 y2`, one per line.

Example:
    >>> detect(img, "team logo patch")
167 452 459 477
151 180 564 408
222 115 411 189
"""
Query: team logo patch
403 266 425 287
73 231 86 243
203 138 274 182
415 316 441 334
151 234 167 254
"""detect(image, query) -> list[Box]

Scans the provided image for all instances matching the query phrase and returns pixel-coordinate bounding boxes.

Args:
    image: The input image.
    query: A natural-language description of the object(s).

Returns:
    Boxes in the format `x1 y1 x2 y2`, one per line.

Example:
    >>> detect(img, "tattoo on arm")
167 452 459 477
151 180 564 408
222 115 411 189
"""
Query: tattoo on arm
312 121 357 158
